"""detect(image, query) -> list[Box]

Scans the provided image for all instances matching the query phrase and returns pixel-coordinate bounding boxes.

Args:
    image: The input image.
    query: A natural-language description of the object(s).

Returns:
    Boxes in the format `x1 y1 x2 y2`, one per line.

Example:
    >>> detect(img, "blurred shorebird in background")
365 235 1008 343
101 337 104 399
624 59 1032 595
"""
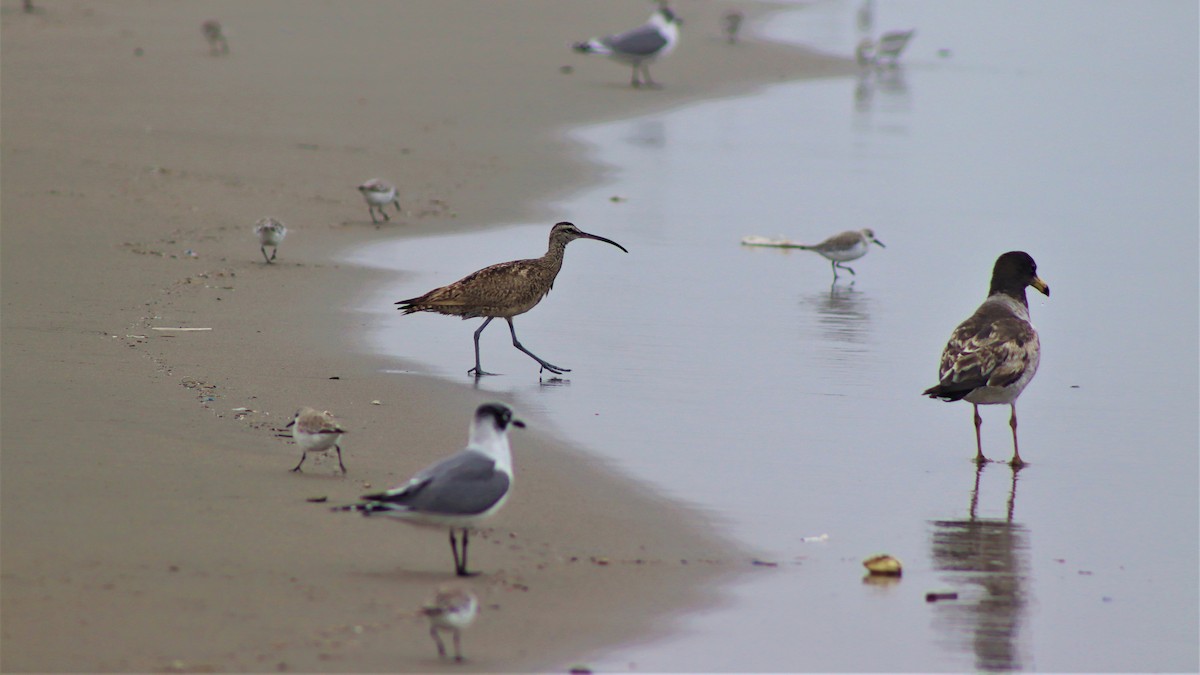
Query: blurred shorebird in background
573 4 681 88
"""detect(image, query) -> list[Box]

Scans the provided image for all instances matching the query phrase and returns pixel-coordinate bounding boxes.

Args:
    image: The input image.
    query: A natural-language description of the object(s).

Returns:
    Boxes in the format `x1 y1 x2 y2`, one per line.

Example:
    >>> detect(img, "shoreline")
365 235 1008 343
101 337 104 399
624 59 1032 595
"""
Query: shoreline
0 1 855 671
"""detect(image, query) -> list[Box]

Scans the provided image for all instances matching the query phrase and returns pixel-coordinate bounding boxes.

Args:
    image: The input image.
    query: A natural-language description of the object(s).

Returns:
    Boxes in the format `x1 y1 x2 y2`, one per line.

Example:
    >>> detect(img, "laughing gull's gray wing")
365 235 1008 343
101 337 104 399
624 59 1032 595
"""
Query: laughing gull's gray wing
359 450 510 516
602 24 668 57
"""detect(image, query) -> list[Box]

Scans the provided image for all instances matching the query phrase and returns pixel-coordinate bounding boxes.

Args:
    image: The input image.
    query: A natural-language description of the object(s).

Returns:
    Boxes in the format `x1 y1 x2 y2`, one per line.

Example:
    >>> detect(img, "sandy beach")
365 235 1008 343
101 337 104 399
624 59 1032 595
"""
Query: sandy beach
1 1 854 671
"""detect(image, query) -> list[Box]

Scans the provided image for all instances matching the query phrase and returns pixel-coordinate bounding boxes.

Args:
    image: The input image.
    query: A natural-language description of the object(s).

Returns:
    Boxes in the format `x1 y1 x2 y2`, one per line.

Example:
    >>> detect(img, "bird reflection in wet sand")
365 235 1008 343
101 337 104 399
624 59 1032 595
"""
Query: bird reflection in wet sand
929 463 1029 672
802 284 872 348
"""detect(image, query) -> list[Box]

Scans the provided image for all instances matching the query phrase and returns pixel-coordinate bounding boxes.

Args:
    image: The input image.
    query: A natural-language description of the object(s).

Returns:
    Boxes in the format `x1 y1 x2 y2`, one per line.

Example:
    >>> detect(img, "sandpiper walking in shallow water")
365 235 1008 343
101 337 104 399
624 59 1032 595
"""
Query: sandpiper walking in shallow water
797 228 885 281
420 585 479 662
923 251 1049 466
396 222 627 377
357 179 402 224
253 217 287 264
287 407 347 473
333 403 524 576
573 4 681 88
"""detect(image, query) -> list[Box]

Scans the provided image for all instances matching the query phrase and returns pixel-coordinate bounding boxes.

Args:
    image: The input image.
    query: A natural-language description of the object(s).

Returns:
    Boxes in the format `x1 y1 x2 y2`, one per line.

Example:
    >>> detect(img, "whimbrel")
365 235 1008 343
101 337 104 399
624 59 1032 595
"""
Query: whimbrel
419 585 479 662
572 4 681 89
357 179 402 224
333 403 524 577
797 228 885 281
396 222 627 377
923 252 1049 467
253 217 287 264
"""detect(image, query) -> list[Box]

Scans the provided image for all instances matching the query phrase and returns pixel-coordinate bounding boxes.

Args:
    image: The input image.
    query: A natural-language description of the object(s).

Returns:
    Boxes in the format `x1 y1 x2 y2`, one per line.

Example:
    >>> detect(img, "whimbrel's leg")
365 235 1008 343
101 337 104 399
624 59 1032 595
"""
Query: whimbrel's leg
334 444 347 474
261 246 273 264
972 403 988 464
290 451 307 473
505 318 570 375
469 318 499 377
429 625 448 659
1008 403 1024 467
630 64 640 87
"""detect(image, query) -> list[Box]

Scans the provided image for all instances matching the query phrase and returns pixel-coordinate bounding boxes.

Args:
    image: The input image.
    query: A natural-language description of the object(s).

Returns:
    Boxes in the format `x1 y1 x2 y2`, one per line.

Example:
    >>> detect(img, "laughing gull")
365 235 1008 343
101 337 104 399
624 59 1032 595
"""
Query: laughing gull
253 217 287 264
419 585 479 662
287 407 347 473
923 252 1049 466
572 4 681 88
797 228 886 281
333 403 524 576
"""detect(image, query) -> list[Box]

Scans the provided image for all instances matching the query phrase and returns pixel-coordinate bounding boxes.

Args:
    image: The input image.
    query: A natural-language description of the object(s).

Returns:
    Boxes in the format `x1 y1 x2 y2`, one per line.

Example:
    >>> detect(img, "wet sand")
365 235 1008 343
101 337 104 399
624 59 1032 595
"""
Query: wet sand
0 1 854 671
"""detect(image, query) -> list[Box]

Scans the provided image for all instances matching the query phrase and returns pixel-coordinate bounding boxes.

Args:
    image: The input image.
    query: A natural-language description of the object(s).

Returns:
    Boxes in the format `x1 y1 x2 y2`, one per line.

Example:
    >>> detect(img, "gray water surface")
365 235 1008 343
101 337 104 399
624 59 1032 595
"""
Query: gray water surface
344 1 1198 670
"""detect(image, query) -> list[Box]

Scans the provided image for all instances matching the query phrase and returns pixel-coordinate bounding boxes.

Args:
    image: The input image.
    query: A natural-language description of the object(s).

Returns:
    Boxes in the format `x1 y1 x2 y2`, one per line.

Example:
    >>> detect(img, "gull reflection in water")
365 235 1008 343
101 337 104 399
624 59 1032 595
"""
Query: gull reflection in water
929 464 1030 671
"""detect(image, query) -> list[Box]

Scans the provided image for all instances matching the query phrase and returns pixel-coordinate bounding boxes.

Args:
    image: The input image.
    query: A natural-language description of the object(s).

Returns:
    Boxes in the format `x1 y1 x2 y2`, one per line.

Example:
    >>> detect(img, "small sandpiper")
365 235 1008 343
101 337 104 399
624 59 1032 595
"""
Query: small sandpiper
286 407 347 473
253 217 287 264
419 585 479 662
797 228 885 281
357 179 402 224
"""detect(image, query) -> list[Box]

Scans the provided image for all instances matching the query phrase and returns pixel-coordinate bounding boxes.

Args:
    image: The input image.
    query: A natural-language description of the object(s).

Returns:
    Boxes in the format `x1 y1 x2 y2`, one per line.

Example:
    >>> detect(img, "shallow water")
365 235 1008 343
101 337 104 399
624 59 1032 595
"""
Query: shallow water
343 0 1198 670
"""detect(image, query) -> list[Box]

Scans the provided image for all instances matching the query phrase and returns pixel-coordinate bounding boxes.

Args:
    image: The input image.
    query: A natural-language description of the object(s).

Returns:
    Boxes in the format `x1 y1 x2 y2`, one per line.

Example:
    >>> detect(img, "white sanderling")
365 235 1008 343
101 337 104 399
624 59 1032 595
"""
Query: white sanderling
253 217 287 264
923 251 1049 466
357 179 402 224
419 585 479 662
796 228 885 281
286 407 347 474
334 403 524 576
572 4 681 88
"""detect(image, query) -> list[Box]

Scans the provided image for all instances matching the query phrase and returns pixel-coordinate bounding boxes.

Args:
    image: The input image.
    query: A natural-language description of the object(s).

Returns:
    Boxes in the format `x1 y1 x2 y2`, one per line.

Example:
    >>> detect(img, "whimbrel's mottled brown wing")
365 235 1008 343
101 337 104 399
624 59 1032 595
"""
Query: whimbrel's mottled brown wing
398 258 558 319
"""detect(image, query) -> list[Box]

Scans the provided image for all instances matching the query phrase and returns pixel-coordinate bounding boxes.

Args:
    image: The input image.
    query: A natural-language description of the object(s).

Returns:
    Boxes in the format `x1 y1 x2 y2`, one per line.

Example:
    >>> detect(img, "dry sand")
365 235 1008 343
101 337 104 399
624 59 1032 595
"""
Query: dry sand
1 1 854 671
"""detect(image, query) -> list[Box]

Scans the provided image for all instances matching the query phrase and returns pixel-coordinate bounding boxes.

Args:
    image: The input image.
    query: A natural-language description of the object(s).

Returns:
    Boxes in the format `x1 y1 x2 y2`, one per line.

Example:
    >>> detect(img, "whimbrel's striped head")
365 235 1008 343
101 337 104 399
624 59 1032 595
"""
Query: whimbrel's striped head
549 221 628 253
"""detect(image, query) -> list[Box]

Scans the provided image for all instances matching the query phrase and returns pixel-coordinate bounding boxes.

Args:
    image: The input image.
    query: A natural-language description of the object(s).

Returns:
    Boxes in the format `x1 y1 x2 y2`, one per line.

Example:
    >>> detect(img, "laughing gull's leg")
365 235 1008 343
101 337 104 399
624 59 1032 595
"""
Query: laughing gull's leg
457 529 479 577
450 529 464 575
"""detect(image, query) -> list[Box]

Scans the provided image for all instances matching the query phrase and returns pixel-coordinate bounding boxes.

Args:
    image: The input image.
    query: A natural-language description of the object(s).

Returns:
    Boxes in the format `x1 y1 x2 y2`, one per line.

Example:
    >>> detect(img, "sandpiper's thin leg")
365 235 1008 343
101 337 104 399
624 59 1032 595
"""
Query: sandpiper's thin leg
392 199 402 216
452 628 464 662
334 444 347 474
837 262 857 276
505 318 569 375
630 64 640 88
291 452 307 472
261 246 273 264
430 626 447 658
1008 403 1024 467
973 403 988 464
830 260 839 281
469 318 499 377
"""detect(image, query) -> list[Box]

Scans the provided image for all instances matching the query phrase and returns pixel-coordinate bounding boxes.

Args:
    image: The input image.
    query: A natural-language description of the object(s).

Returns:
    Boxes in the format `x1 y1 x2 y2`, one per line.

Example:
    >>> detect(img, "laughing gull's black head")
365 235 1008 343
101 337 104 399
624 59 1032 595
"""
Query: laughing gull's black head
657 4 680 25
475 402 526 432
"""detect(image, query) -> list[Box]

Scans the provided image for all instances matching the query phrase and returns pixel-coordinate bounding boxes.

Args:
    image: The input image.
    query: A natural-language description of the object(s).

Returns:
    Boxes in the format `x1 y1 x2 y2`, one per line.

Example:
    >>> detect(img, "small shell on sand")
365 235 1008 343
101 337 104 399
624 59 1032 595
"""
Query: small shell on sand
862 554 903 576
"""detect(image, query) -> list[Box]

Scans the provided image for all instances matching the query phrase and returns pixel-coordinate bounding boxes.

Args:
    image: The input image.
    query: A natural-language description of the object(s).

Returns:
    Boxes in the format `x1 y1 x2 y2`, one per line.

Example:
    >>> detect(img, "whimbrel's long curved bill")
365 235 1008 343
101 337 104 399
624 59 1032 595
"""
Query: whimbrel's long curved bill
579 230 628 253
